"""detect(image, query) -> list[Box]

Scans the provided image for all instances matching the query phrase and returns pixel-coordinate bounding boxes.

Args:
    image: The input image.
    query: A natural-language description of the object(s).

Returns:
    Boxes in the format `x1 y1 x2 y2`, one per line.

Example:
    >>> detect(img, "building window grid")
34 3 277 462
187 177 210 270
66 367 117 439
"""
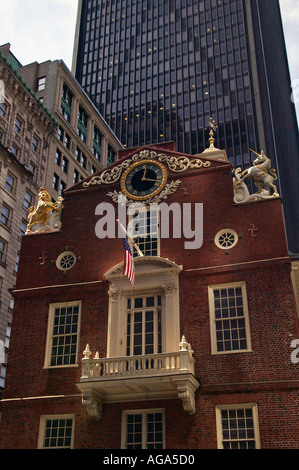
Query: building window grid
123 410 165 449
24 190 33 209
0 102 7 117
93 126 102 159
20 220 27 238
61 83 73 122
217 405 260 449
77 106 88 143
39 415 75 449
32 136 38 152
130 206 159 257
80 0 259 163
11 145 19 156
0 239 6 262
14 116 22 134
37 76 46 91
126 294 162 357
5 172 15 194
53 173 59 191
0 204 11 227
48 303 80 367
209 282 251 354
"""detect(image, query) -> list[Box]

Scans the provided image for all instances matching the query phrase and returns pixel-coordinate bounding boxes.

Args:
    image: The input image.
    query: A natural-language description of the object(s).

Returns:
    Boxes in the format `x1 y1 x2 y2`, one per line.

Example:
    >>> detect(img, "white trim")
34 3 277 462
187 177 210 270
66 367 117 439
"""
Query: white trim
215 404 260 449
128 204 160 257
37 414 75 449
105 258 181 358
214 229 239 250
56 251 77 271
44 301 82 369
121 408 165 449
208 281 252 355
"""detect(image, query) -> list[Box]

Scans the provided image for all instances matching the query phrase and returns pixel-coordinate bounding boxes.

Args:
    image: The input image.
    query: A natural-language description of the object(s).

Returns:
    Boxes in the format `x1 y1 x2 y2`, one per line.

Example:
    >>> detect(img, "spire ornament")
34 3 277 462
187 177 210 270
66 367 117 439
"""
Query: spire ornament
203 117 220 153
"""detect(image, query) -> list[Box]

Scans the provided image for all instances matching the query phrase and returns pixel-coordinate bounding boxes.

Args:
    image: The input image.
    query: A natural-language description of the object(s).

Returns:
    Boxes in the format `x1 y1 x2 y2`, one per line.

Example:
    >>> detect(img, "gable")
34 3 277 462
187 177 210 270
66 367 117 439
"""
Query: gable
65 145 231 195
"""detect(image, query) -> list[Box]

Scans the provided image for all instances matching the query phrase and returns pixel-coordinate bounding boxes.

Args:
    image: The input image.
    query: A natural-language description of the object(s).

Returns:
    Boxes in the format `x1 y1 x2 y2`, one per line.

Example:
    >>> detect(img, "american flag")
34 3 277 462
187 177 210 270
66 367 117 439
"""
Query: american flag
122 232 135 288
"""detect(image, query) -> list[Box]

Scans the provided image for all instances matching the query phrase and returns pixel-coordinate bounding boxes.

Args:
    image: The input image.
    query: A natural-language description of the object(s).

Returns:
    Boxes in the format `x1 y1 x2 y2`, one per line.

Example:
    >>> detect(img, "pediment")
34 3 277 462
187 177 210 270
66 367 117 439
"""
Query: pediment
104 256 182 281
66 145 231 194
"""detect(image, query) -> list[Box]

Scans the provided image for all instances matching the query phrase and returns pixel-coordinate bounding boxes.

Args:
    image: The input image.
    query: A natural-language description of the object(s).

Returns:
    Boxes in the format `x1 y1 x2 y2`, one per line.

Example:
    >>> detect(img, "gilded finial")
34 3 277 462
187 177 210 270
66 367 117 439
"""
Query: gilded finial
203 117 219 152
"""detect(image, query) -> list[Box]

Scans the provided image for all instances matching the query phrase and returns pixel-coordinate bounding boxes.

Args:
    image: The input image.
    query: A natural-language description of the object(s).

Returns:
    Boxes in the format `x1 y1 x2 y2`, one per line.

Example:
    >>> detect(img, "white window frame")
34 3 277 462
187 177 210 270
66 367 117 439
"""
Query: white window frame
37 76 46 91
214 228 239 250
105 258 181 358
44 301 81 369
37 414 75 449
121 409 165 449
128 205 160 257
126 292 163 356
216 404 260 449
208 281 252 355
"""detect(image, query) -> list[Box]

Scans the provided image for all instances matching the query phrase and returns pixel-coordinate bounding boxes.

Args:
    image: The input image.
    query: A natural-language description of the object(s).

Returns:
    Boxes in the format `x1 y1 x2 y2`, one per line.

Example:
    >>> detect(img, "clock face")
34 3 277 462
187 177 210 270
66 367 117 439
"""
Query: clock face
121 160 168 201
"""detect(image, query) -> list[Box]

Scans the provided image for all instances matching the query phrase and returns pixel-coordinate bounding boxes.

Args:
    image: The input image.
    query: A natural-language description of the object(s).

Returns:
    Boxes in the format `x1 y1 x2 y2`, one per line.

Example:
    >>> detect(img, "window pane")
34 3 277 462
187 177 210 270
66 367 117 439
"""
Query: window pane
220 407 256 449
213 286 247 352
42 417 73 448
50 305 79 366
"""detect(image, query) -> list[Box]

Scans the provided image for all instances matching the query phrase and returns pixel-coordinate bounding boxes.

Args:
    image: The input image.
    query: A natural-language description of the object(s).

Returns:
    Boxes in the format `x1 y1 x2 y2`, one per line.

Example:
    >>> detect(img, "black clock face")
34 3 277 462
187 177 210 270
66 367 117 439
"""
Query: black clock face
121 160 167 201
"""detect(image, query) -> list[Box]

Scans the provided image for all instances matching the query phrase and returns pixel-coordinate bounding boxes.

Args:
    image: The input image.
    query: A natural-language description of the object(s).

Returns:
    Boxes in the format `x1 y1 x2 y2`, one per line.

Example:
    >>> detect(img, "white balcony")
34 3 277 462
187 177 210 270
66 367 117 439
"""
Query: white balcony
76 336 200 419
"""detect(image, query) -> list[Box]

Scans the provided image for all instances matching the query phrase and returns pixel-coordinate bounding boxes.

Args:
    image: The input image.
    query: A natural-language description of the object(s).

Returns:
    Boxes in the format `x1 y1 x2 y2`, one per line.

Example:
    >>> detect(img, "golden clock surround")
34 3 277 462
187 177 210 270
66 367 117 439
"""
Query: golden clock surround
120 159 168 201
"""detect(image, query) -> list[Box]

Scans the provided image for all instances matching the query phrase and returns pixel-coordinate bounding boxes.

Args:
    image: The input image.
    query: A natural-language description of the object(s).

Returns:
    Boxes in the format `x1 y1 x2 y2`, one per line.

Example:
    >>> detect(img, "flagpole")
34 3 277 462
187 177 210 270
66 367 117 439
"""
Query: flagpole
116 219 144 257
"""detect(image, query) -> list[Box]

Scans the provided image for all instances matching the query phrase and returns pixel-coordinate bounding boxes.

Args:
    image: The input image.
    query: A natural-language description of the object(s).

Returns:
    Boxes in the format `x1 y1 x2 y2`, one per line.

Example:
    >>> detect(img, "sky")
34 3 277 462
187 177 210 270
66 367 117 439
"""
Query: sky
0 0 298 118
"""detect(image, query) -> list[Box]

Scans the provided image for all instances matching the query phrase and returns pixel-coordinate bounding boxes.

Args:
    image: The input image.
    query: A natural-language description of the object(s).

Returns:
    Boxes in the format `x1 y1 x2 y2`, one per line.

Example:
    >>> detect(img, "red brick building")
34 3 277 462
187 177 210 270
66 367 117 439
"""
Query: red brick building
0 142 298 449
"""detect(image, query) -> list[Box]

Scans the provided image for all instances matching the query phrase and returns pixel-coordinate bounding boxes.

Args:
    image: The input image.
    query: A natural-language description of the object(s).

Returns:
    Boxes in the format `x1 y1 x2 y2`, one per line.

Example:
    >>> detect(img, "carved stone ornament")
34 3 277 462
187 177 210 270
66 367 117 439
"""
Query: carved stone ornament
233 168 279 204
178 388 196 415
82 391 102 420
162 283 176 295
233 150 280 205
83 149 211 189
108 289 120 301
107 179 182 206
26 188 64 233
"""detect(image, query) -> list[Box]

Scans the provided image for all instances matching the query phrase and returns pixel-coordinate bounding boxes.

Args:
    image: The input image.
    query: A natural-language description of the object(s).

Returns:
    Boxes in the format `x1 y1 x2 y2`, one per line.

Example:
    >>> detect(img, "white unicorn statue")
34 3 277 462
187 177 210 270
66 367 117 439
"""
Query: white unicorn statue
233 149 279 204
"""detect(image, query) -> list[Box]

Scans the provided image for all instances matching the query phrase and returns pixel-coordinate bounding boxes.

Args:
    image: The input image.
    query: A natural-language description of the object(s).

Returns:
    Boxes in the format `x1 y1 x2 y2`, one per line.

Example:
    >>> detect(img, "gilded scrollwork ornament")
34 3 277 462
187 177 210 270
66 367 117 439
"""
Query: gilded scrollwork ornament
83 150 210 189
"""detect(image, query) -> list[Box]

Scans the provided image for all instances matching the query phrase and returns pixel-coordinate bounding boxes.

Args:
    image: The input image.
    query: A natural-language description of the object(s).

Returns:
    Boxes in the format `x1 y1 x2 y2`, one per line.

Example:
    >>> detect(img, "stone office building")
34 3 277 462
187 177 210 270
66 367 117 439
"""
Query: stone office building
0 43 122 398
18 54 123 202
0 45 58 398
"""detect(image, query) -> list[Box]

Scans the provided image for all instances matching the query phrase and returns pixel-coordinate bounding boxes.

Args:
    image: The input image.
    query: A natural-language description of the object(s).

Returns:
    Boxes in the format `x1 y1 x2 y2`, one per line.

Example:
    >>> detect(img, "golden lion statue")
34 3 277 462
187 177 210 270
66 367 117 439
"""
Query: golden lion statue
26 188 62 233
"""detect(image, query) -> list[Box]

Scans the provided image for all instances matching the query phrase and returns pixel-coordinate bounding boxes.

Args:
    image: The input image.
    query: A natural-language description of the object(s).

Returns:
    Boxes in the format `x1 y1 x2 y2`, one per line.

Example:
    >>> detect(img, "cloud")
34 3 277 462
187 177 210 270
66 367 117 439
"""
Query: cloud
280 0 299 76
0 0 78 69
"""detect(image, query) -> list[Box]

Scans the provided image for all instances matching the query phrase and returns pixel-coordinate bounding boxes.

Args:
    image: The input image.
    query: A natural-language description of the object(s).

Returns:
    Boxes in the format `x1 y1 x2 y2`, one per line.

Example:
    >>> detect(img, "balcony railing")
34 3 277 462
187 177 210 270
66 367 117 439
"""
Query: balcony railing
77 337 200 419
81 348 195 381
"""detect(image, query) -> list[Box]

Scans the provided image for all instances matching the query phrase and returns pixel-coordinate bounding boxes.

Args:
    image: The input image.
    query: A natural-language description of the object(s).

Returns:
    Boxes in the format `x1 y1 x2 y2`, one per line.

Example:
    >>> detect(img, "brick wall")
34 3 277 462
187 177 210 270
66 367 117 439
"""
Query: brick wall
1 146 298 449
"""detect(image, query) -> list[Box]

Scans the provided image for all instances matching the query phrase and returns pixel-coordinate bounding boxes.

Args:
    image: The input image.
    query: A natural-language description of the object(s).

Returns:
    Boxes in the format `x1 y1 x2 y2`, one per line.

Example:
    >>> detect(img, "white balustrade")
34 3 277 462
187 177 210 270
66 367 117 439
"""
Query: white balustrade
81 336 195 381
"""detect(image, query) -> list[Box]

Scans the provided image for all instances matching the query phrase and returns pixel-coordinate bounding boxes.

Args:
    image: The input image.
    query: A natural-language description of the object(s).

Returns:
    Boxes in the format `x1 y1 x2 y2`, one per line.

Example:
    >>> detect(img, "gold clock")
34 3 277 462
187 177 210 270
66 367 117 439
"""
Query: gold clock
121 160 168 201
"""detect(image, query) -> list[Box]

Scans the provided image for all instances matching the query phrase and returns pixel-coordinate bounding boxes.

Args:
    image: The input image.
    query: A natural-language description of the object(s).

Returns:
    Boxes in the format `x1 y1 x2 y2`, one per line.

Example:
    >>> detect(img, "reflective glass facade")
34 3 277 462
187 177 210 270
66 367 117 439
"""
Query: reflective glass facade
74 0 299 252
75 0 259 165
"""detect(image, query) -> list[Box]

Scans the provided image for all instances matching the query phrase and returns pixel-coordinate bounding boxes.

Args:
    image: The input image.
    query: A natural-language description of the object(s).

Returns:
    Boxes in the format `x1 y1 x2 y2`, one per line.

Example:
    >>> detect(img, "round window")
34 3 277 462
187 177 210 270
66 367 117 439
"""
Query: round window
214 229 238 250
56 251 77 271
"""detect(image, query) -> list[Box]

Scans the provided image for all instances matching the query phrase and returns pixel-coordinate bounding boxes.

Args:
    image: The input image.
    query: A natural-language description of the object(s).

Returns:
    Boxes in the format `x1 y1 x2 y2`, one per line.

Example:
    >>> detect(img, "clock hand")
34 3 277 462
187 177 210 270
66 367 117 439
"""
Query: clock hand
142 177 158 182
141 168 148 181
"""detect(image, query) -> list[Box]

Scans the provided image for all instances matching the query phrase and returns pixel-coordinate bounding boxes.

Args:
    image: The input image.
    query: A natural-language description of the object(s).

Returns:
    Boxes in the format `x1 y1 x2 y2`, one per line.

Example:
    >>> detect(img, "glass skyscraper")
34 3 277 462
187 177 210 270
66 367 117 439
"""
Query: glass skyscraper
72 0 299 253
